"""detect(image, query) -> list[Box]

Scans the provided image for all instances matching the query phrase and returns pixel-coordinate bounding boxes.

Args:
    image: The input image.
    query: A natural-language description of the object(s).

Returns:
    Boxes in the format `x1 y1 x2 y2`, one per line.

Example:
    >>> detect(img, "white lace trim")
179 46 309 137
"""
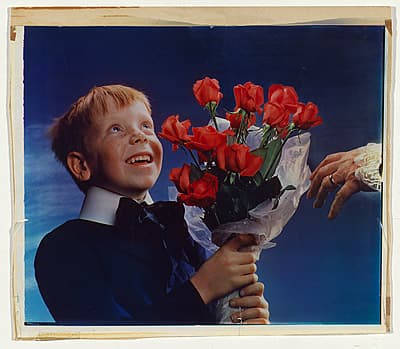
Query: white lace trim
354 143 382 191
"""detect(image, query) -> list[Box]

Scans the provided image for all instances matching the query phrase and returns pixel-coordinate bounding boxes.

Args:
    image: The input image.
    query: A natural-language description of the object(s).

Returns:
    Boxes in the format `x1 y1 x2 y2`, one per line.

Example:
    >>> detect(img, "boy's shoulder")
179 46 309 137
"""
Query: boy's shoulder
34 219 113 268
37 219 110 251
44 219 94 237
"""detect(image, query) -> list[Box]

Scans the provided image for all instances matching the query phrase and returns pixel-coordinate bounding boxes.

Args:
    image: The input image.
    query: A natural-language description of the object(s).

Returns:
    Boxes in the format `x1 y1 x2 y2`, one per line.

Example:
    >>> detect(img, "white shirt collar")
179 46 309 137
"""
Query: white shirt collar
79 186 153 226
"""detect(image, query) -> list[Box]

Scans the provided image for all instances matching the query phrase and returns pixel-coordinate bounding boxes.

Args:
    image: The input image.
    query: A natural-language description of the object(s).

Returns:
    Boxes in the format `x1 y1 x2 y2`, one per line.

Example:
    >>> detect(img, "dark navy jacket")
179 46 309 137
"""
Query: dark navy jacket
34 213 215 325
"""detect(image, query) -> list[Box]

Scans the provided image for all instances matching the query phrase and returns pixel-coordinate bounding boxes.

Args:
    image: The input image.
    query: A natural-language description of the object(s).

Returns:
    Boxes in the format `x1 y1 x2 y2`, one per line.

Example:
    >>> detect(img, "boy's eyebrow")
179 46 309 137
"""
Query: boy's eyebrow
139 114 154 123
101 114 154 124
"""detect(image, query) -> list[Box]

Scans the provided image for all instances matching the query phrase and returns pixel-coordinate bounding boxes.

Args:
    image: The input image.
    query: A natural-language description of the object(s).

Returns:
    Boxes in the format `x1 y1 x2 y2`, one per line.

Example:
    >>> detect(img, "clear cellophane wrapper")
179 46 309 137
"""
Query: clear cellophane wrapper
170 131 311 323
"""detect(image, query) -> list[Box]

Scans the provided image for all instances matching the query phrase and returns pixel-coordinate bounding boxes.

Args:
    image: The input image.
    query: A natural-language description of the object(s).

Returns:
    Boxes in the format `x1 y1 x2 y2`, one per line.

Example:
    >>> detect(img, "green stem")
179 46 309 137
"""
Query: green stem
261 125 272 148
235 109 248 144
207 102 219 131
211 114 219 131
211 204 221 226
265 145 283 180
184 147 201 170
264 128 296 179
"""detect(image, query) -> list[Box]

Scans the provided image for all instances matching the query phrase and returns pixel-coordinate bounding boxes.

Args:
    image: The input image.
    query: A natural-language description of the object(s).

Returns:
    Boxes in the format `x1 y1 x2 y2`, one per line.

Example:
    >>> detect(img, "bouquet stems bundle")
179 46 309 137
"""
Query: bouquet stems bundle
160 77 322 323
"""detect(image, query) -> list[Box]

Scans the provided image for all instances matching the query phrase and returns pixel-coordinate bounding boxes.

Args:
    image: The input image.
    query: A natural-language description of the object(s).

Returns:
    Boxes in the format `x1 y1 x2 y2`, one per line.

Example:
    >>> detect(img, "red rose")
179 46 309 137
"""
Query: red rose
293 102 323 130
170 165 218 208
226 111 256 130
169 163 191 193
262 102 290 128
217 143 263 177
233 82 264 114
158 114 191 151
186 125 227 152
268 84 298 113
193 77 223 107
182 172 219 208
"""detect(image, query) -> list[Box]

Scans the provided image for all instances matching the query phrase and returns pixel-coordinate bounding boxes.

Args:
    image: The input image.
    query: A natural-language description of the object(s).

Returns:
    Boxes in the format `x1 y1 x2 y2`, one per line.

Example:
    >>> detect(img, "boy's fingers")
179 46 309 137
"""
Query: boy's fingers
230 295 268 309
236 252 257 265
224 234 257 251
243 318 270 324
234 273 258 288
239 282 264 297
235 263 257 276
231 307 269 323
247 273 259 285
227 251 256 266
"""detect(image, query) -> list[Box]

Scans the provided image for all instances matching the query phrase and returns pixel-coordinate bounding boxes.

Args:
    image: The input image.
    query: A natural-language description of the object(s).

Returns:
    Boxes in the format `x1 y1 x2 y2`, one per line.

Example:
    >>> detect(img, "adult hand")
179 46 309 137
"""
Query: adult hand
307 147 372 219
229 282 270 324
190 234 258 304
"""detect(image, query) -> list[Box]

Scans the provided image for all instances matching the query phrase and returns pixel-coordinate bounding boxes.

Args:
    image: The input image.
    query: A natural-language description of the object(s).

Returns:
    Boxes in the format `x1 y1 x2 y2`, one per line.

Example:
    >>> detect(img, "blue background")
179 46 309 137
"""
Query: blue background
24 26 383 324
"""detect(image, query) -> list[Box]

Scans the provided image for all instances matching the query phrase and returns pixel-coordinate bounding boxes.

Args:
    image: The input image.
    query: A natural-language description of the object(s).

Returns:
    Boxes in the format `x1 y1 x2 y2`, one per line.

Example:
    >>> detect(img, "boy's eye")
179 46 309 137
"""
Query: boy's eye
111 125 122 133
143 122 154 130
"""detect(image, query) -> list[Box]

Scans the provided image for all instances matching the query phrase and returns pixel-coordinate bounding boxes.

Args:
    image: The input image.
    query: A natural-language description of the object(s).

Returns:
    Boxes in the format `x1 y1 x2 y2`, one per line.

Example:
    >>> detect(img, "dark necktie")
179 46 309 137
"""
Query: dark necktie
114 198 206 291
114 197 204 271
115 198 184 236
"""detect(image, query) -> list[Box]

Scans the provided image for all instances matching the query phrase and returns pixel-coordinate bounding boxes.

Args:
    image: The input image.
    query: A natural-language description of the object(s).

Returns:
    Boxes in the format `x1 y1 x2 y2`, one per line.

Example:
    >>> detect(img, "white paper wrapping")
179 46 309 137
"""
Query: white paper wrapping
169 121 312 323
183 132 311 252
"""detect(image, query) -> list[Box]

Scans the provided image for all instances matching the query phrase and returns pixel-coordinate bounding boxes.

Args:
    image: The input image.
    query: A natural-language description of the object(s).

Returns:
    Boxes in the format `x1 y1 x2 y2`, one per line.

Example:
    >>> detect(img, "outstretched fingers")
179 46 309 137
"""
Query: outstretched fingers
328 179 361 219
312 175 338 208
308 161 341 198
309 152 344 180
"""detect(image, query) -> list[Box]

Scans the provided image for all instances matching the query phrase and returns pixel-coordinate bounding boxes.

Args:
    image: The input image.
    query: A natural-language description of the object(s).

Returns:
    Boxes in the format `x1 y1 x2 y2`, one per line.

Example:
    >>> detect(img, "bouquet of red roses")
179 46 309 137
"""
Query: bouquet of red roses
159 77 322 232
159 77 322 323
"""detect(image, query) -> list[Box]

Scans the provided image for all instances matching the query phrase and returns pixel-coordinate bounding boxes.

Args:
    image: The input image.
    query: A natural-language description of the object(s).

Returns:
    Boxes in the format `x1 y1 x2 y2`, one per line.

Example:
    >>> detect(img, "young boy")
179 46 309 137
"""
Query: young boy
34 85 269 325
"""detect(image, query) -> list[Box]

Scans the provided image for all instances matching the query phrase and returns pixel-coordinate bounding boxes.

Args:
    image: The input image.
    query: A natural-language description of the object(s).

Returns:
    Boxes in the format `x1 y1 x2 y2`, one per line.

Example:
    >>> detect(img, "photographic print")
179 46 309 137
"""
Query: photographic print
8 6 392 339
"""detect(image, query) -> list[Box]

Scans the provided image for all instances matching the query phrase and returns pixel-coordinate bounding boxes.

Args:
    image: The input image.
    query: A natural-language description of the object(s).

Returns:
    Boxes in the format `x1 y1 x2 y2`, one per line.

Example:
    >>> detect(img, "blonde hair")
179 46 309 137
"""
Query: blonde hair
48 84 151 192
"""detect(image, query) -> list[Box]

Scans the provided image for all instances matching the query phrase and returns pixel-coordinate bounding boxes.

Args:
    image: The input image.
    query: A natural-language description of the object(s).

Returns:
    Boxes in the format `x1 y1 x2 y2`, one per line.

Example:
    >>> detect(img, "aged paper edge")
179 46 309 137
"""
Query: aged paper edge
15 324 388 340
7 6 394 340
9 25 25 341
9 6 392 27
382 21 393 333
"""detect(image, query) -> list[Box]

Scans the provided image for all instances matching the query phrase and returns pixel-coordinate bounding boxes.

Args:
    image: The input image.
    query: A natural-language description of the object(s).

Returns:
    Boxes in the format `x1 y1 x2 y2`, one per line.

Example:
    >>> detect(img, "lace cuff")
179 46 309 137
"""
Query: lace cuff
354 143 382 191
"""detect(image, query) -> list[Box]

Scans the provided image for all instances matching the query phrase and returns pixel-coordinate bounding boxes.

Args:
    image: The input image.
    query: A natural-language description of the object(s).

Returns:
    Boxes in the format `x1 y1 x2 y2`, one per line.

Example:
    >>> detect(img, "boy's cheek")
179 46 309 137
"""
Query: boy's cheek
154 140 163 171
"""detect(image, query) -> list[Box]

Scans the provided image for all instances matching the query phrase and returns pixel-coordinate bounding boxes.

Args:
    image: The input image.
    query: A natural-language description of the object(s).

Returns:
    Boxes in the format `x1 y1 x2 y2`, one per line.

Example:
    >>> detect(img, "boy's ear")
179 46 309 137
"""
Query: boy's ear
66 152 92 182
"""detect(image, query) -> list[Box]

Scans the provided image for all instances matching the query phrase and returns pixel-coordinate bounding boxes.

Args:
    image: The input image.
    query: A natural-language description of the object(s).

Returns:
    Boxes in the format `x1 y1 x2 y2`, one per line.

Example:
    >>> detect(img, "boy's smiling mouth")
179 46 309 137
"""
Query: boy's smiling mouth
126 153 153 165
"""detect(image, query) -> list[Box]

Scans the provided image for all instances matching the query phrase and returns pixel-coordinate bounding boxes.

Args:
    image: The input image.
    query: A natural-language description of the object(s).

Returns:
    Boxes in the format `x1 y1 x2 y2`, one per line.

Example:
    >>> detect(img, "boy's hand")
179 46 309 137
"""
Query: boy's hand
190 234 258 305
229 282 270 324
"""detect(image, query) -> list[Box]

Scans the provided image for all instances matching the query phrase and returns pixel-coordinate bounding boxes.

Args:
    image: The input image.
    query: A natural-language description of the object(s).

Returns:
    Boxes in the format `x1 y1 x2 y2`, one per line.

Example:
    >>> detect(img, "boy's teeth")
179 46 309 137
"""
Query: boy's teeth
128 155 151 163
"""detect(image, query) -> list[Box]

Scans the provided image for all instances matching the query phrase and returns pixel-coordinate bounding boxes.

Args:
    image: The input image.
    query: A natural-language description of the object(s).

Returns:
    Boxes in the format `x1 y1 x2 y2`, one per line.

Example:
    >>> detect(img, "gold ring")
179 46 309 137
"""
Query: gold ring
329 174 339 187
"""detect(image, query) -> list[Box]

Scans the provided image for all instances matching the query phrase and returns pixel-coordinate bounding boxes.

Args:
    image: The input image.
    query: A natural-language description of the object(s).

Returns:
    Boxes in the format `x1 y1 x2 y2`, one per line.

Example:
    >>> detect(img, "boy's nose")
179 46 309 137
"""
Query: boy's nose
129 131 148 144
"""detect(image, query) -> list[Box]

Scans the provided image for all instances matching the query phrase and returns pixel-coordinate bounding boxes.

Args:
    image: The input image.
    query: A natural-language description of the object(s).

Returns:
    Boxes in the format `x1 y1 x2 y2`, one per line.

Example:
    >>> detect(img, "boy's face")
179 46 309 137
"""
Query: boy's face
84 101 163 200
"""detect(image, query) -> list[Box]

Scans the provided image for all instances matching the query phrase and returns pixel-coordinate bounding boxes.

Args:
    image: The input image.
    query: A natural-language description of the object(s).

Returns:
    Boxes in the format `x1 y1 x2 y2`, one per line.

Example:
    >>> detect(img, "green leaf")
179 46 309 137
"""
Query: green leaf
251 148 269 178
260 125 274 147
251 138 282 180
252 172 264 186
282 184 296 192
228 173 234 185
215 183 250 224
278 184 297 199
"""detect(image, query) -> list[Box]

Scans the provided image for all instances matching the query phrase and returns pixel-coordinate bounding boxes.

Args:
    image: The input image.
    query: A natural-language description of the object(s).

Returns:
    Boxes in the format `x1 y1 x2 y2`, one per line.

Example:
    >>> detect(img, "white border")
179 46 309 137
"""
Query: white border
2 1 400 348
